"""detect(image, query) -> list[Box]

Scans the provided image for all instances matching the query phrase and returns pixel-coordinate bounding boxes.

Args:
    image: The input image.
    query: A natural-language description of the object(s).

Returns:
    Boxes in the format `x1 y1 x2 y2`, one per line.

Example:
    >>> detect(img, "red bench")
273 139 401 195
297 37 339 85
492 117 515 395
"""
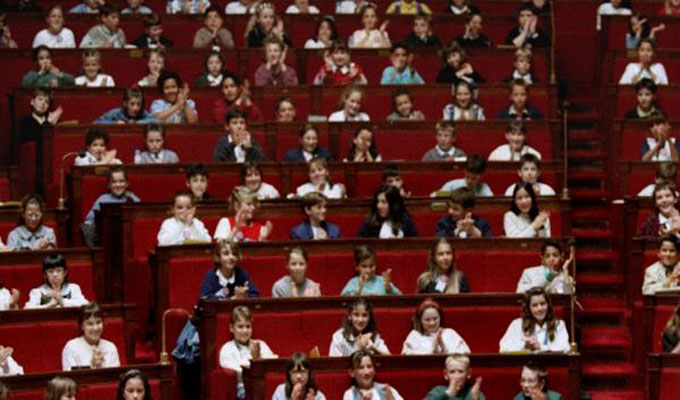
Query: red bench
647 353 680 400
0 206 67 246
612 85 680 120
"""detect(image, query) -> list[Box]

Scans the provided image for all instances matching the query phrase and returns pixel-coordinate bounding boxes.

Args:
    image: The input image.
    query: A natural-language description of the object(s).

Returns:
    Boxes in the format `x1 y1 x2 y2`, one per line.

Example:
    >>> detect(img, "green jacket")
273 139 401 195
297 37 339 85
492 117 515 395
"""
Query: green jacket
22 71 75 88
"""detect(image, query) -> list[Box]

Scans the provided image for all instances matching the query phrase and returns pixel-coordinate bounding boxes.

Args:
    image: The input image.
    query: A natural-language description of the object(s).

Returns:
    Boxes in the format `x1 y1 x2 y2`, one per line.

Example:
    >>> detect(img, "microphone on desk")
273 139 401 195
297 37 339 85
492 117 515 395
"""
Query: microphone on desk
58 152 86 210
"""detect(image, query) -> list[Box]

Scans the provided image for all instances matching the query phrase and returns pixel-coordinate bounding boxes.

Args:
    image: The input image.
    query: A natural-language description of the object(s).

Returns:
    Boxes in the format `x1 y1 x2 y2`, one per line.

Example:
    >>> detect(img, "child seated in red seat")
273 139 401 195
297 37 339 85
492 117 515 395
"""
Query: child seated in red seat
349 3 391 49
515 361 563 400
284 124 332 162
122 0 152 14
22 46 75 88
422 121 467 162
213 109 266 163
272 247 322 297
254 37 298 87
358 185 417 238
442 81 485 121
75 49 115 87
638 162 676 197
45 377 76 399
74 128 122 166
506 4 549 48
193 5 235 50
275 97 297 122
137 49 165 87
304 16 337 49
150 71 199 124
313 42 368 86
0 346 23 376
503 48 539 85
131 13 174 49
380 44 424 85
214 186 272 242
489 121 542 161
403 299 470 355
219 305 277 399
341 245 401 296
619 39 668 85
455 10 492 48
20 88 62 150
505 154 555 196
425 355 484 399
504 182 551 238
344 350 402 399
194 51 227 88
417 238 470 293
272 353 326 400
246 2 292 48
200 241 260 299
436 43 485 85
402 15 442 49
641 235 680 295
241 162 280 200
435 154 493 197
329 86 371 122
436 187 492 238
497 80 544 121
624 78 662 120
330 299 391 356
344 126 382 162
186 163 213 201
638 183 680 237
381 164 410 198
25 254 89 309
641 114 678 162
95 88 158 124
62 302 121 370
7 193 56 251
294 158 346 199
386 89 425 122
213 73 263 123
135 124 179 164
290 192 340 240
516 239 575 294
80 3 127 48
157 191 211 246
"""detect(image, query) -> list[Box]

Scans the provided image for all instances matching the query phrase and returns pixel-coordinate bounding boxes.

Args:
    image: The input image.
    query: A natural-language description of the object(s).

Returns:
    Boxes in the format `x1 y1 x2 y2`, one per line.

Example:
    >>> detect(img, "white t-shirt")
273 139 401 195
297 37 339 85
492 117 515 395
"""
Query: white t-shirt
488 144 542 161
342 384 403 400
328 110 370 122
225 1 255 14
619 62 669 85
499 318 570 353
596 3 631 30
0 355 23 376
295 182 345 199
62 336 120 371
75 74 115 87
218 339 277 373
157 217 211 246
253 182 280 200
0 287 11 310
285 4 320 13
504 182 556 196
401 328 470 355
32 28 76 48
304 39 328 49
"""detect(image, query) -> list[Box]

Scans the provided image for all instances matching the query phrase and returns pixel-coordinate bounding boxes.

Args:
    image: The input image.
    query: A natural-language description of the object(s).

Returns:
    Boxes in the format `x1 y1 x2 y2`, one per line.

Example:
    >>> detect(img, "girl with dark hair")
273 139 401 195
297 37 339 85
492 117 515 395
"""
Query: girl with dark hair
62 302 121 370
194 51 228 87
150 71 198 123
329 299 391 356
22 45 75 87
117 369 152 400
343 350 403 399
358 185 417 238
95 88 158 124
304 16 338 49
7 193 56 251
272 353 326 400
25 253 88 309
345 126 381 162
504 182 551 237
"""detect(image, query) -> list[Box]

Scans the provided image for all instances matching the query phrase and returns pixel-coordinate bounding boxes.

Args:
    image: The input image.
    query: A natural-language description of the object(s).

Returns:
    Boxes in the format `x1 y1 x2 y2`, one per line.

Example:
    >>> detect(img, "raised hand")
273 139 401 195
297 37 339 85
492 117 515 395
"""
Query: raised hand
48 105 63 125
9 288 20 308
380 20 389 33
0 346 13 364
91 346 104 368
382 268 393 292
234 283 249 299
250 340 261 359
470 376 483 400
259 221 273 241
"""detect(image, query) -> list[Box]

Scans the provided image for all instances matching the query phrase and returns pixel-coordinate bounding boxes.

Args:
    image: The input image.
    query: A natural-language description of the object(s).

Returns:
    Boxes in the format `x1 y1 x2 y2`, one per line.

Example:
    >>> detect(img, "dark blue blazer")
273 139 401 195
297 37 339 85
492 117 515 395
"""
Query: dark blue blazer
435 215 493 238
496 104 544 120
290 220 341 240
283 147 332 162
199 267 259 299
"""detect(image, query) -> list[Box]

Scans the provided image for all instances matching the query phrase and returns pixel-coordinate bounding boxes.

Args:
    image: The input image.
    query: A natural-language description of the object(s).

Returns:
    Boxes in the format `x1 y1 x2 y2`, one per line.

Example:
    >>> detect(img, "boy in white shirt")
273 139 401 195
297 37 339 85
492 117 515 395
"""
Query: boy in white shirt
639 162 677 197
596 0 631 30
505 153 556 196
0 346 23 376
489 121 541 161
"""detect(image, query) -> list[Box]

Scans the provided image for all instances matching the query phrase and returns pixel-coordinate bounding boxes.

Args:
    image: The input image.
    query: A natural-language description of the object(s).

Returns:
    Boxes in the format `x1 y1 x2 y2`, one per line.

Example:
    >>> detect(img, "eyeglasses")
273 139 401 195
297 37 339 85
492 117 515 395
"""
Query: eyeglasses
25 212 43 221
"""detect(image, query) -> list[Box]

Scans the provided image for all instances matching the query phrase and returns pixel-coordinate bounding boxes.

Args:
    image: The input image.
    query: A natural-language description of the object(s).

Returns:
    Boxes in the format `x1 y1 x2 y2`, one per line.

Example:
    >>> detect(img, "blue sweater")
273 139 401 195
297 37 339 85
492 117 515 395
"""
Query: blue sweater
199 267 260 299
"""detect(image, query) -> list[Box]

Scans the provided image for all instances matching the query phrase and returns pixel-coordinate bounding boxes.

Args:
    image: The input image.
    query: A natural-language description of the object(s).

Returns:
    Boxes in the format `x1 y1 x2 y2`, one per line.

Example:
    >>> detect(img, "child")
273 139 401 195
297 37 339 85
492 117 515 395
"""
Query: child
403 300 470 355
387 0 431 14
214 186 273 242
70 0 104 14
290 192 340 240
225 0 259 14
442 81 486 121
660 0 680 16
7 194 56 251
117 370 150 400
641 114 678 162
276 97 297 122
62 302 121 370
642 235 680 294
132 13 174 49
505 154 556 196
506 4 549 48
0 284 19 310
22 46 75 87
16 89 59 145
422 121 467 161
75 49 115 87
245 2 292 48
272 247 322 297
219 306 277 399
344 126 382 162
663 305 680 353
380 44 424 85
272 353 326 400
74 128 122 166
497 80 544 120
32 5 76 48
284 124 332 162
80 3 127 48
336 0 371 14
150 71 199 124
193 5 235 49
213 109 266 162
597 0 631 31
436 154 493 197
455 11 492 48
425 355 484 400
157 191 211 246
194 51 226 87
329 86 370 122
435 187 492 238
137 48 165 87
95 88 158 124
619 39 668 85
213 72 263 122
254 37 298 87
313 42 368 86
330 299 391 356
402 15 442 49
44 378 77 399
503 48 538 85
638 184 680 237
639 162 676 197
25 254 88 308
305 16 338 49
134 124 179 164
624 78 662 120
200 241 260 299
517 239 575 294
489 121 542 161
499 287 570 353
386 88 427 121
186 163 212 201
381 164 410 198
123 0 152 14
82 167 140 246
436 43 485 85
295 158 346 199
349 4 391 49
504 182 551 238
417 238 470 293
447 0 471 15
241 162 280 199
341 245 401 296
358 185 418 238
626 14 665 50
285 0 320 14
167 0 210 14
514 362 563 400
343 350 402 399
0 346 23 376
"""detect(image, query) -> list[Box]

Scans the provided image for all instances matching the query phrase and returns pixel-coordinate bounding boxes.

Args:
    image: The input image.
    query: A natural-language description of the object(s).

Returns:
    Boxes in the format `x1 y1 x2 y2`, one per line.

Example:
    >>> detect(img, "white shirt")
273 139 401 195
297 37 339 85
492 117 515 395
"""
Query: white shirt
0 287 11 310
219 339 277 374
638 184 655 197
642 261 680 295
296 182 345 199
328 110 370 122
619 62 669 85
74 151 122 166
336 0 358 14
304 39 328 49
499 318 570 353
225 1 255 14
503 211 551 238
0 355 23 377
348 29 391 49
401 328 470 355
213 217 268 241
342 384 403 400
157 217 211 246
32 28 76 48
75 74 115 87
253 182 280 200
488 144 542 161
62 336 120 371
24 283 89 309
596 3 631 30
378 221 403 238
329 329 390 356
505 182 556 196
285 4 320 13
643 137 676 161
516 265 574 294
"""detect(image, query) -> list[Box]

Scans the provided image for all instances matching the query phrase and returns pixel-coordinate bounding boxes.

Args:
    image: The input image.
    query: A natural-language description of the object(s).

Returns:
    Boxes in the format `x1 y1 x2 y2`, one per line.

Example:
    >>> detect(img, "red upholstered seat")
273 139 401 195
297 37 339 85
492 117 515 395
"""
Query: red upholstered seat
7 379 162 400
659 368 680 400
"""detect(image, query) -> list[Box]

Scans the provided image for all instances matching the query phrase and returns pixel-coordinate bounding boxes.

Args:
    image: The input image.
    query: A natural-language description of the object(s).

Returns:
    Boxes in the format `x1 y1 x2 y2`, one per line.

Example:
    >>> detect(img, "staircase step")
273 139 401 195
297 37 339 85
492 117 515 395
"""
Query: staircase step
581 327 631 349
569 170 607 181
571 228 613 239
582 362 636 379
588 390 644 400
578 273 624 286
569 130 601 141
568 149 606 160
578 297 628 325
572 208 610 220
577 251 619 262
570 189 610 201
